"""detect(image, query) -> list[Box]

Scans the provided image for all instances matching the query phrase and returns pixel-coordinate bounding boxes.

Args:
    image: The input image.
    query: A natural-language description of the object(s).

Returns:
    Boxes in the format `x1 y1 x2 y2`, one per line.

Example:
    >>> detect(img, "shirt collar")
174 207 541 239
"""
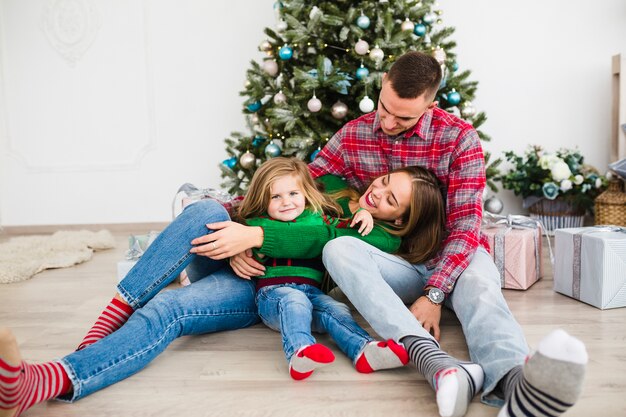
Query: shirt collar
373 109 433 140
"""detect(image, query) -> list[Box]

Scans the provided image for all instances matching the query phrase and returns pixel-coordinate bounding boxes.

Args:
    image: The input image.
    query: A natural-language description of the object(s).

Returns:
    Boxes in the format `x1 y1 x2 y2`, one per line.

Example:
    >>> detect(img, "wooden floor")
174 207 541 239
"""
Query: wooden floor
1 229 625 417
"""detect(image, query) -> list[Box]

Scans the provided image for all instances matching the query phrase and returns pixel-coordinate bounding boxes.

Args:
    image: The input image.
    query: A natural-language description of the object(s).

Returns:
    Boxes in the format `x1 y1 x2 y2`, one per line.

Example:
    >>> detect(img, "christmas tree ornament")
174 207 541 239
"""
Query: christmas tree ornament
262 59 279 76
239 151 256 169
359 96 375 113
250 113 260 124
278 45 293 60
461 101 476 118
331 101 348 119
264 141 282 158
446 89 461 105
354 39 369 55
484 196 504 214
222 156 237 169
423 12 437 25
369 46 384 62
276 20 288 32
259 40 272 52
310 147 321 161
452 61 459 71
307 94 322 112
414 23 426 36
432 47 446 64
273 90 287 105
356 65 369 80
356 14 370 29
401 18 415 32
246 101 262 112
244 80 251 88
252 135 265 147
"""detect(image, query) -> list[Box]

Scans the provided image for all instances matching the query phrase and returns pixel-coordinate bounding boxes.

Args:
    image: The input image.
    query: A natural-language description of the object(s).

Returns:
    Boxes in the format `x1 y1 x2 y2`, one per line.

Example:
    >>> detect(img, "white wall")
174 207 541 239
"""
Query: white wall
1 0 625 226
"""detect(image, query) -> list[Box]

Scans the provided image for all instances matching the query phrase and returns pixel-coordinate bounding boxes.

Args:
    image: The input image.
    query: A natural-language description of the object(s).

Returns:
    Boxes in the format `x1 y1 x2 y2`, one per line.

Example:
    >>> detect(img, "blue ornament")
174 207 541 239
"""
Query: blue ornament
222 156 237 169
413 23 426 37
446 90 461 105
356 15 370 29
452 61 459 71
356 66 369 81
246 101 262 112
264 142 282 158
252 136 266 147
278 45 293 60
310 148 320 162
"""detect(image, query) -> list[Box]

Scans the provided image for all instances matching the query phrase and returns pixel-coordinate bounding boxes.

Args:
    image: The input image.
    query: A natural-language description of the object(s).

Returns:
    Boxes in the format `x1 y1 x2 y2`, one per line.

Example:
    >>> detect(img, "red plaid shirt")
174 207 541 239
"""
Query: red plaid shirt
308 108 490 295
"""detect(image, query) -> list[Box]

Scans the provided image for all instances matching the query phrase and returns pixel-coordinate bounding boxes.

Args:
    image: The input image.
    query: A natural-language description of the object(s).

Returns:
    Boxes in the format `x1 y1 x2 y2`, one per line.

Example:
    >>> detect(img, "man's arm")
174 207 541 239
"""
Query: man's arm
308 129 348 179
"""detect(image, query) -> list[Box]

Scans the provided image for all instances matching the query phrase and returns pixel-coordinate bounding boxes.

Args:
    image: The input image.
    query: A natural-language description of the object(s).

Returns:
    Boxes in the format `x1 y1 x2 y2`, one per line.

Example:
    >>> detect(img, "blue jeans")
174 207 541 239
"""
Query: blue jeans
58 200 260 401
256 284 373 362
322 237 528 408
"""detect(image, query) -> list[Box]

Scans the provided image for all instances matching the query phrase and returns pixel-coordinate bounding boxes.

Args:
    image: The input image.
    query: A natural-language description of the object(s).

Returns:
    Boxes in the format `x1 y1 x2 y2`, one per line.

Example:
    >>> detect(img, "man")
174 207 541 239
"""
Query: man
232 51 588 417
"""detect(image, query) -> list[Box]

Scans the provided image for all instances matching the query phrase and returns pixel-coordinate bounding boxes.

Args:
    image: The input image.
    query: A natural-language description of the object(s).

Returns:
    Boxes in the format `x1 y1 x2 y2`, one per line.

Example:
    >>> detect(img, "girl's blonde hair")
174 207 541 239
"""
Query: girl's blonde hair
237 157 341 220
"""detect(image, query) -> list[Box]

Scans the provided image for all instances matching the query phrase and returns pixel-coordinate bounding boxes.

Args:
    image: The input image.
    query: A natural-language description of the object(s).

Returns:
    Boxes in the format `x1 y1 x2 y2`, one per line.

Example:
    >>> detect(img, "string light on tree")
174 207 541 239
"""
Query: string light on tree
307 94 322 112
359 96 375 113
354 39 369 55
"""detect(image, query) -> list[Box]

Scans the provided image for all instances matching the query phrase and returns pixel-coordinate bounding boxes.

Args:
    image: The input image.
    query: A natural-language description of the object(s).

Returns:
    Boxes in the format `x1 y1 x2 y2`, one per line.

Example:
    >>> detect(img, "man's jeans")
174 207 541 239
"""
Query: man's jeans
58 200 260 401
256 283 373 362
322 236 528 407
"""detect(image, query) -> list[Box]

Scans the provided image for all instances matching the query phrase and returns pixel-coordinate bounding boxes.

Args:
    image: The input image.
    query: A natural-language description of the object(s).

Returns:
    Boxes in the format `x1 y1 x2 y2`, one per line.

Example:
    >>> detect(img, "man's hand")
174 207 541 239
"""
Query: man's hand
409 296 442 341
189 222 263 260
229 250 266 279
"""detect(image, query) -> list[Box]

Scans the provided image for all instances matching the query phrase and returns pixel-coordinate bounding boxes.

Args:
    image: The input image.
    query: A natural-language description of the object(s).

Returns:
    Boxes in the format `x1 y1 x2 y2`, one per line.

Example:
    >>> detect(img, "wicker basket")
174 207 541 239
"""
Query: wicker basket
595 178 626 226
527 198 585 233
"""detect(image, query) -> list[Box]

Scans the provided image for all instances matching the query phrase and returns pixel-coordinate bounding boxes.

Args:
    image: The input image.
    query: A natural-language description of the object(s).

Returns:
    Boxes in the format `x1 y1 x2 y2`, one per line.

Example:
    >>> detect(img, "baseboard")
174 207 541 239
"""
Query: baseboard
0 222 170 236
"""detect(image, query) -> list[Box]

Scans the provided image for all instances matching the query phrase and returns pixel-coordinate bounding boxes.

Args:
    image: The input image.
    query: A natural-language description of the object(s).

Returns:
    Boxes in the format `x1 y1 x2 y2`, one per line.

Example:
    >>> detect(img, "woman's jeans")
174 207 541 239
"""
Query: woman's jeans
58 200 260 401
322 237 529 408
256 283 373 363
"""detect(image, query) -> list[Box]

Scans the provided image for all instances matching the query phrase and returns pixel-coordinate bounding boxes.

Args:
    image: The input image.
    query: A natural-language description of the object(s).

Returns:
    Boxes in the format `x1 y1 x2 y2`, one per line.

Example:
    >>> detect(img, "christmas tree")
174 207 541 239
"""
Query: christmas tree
221 0 500 195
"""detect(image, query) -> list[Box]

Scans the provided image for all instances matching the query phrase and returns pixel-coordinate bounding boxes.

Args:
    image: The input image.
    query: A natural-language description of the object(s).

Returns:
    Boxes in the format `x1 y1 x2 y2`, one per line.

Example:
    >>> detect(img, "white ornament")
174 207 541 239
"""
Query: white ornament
484 196 503 214
401 18 415 32
359 96 375 113
307 95 322 112
354 39 369 55
273 90 287 105
276 20 288 32
369 46 384 62
461 101 476 118
262 60 279 77
432 47 446 64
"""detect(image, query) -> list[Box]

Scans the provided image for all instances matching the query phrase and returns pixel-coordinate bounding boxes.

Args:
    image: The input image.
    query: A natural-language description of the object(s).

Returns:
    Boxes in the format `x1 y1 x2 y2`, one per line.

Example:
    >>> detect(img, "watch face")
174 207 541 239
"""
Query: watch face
429 288 444 304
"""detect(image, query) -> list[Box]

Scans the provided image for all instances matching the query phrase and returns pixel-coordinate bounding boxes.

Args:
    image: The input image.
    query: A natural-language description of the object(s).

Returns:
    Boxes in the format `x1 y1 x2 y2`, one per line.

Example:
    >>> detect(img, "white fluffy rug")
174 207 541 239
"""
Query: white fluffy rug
0 230 116 284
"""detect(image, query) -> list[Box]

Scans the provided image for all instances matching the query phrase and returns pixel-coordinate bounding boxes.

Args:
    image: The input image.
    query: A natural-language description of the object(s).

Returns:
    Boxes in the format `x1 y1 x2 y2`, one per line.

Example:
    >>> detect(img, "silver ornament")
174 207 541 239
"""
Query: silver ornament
259 40 272 52
359 96 375 113
262 60 279 77
461 101 476 118
273 90 287 105
401 18 415 32
265 141 282 158
423 12 437 25
307 95 322 112
239 151 256 169
250 113 259 124
484 196 504 214
276 20 288 32
432 47 446 64
331 101 348 119
354 39 369 55
369 46 384 62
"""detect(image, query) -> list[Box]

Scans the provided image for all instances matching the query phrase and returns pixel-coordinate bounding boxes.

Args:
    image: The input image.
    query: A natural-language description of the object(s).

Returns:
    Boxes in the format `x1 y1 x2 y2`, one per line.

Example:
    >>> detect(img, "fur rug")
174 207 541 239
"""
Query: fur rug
0 230 116 284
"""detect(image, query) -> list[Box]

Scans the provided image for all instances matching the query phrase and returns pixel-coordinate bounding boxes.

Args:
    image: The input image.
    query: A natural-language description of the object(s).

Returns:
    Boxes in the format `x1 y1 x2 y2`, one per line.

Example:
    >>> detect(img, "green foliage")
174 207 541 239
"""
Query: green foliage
498 145 607 213
222 0 495 194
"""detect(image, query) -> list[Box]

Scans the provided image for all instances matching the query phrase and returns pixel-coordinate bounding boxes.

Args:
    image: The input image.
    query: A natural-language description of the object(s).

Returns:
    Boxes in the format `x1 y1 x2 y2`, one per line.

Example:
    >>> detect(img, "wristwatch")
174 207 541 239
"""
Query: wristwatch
424 287 445 305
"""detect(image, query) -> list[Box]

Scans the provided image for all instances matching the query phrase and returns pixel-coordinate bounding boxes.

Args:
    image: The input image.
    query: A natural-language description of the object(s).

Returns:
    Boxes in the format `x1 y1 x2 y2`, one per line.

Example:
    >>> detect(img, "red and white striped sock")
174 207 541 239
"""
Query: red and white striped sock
0 359 71 417
288 344 335 381
355 339 409 373
76 297 134 351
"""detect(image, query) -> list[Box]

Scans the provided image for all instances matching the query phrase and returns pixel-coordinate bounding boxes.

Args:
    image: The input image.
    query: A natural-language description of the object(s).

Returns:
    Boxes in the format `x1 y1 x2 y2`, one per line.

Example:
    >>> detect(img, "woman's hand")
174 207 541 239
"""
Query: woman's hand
229 250 266 279
189 222 263 260
350 209 374 236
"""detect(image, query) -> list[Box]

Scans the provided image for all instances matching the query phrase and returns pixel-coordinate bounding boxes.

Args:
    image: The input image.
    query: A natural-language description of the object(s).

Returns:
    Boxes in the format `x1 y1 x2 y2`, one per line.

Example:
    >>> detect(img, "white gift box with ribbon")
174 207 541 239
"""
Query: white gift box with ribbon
554 226 626 309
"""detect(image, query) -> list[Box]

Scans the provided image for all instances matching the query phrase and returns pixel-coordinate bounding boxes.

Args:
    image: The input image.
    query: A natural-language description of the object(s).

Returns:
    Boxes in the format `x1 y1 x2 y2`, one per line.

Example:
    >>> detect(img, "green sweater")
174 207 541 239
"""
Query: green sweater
245 175 401 288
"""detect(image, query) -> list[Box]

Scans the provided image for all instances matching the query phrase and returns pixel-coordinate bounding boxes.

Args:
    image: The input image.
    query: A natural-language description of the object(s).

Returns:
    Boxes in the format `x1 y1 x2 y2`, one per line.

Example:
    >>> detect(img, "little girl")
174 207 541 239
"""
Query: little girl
235 157 446 380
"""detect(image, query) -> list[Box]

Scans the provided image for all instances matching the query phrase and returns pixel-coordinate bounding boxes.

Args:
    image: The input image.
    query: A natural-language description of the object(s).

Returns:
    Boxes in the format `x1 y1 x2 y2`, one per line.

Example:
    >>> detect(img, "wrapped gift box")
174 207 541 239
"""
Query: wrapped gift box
554 227 626 309
116 232 159 282
481 214 544 290
117 260 137 282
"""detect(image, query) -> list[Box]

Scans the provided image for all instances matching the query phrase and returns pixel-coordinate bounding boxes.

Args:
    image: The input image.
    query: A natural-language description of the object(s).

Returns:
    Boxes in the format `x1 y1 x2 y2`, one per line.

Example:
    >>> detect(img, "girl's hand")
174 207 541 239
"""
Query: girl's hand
189 222 263 260
229 250 266 280
350 209 374 236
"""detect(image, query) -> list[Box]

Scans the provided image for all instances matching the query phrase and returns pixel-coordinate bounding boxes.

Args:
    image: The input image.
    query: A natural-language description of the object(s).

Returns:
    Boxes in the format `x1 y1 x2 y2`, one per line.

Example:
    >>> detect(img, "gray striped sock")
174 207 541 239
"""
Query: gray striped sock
402 336 483 417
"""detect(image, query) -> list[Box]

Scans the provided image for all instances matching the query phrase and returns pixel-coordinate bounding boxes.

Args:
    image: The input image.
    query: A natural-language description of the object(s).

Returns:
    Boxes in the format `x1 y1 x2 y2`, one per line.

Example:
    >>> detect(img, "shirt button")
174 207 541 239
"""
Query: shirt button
394 141 399 145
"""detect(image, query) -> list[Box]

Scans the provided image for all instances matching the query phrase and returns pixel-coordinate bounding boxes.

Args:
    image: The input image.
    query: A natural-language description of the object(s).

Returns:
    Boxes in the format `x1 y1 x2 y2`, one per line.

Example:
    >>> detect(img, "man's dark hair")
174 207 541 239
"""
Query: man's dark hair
386 51 442 100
